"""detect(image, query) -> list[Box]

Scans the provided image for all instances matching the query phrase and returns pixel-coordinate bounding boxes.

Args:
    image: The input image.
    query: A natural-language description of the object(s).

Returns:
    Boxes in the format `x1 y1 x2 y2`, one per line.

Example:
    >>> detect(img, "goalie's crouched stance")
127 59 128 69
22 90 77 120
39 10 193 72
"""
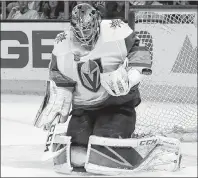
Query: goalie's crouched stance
33 3 182 175
42 93 182 175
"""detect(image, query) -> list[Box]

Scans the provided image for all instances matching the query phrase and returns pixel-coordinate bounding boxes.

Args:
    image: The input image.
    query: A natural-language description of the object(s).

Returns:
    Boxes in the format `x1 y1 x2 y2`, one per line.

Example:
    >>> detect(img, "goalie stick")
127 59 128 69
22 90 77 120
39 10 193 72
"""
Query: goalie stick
41 113 72 161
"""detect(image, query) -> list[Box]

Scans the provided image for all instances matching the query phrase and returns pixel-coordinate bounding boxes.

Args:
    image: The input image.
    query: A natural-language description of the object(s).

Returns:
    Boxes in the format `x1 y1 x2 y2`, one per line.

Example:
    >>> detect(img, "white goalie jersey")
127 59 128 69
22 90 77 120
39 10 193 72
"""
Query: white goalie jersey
50 20 152 110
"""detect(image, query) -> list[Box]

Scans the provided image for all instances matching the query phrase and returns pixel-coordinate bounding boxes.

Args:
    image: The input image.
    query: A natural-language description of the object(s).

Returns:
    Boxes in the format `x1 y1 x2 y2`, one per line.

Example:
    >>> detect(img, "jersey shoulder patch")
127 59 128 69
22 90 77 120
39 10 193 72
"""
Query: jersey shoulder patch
100 20 133 42
53 31 70 56
54 31 67 44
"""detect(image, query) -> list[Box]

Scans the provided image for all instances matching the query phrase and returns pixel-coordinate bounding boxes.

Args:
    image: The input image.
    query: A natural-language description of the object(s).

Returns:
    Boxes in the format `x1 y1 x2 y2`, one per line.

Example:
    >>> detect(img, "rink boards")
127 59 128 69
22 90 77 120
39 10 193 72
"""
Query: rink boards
1 21 197 95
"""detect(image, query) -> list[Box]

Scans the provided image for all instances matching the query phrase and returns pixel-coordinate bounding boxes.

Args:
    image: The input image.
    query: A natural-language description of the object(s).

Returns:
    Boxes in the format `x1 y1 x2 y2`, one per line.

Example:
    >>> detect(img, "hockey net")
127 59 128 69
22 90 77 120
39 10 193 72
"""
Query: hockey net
130 8 197 142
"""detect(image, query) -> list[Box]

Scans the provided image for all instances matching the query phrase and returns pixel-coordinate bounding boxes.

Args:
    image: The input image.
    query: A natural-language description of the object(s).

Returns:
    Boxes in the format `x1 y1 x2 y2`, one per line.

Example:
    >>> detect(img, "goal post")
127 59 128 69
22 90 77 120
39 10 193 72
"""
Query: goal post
128 7 197 142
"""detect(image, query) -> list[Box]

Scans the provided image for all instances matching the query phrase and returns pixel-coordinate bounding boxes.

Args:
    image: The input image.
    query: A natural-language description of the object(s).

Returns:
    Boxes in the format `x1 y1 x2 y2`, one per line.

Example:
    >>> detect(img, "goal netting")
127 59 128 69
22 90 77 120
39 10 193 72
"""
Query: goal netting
130 8 197 142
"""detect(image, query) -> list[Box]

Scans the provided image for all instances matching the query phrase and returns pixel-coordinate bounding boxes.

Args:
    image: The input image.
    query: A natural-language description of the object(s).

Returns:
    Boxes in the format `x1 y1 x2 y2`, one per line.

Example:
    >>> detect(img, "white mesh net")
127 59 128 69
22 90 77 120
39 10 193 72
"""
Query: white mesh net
131 9 197 142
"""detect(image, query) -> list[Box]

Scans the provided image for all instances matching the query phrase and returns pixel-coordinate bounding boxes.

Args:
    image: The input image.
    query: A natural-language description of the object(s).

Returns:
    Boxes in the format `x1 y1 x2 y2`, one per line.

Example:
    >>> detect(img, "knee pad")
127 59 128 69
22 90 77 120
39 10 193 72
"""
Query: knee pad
85 135 182 176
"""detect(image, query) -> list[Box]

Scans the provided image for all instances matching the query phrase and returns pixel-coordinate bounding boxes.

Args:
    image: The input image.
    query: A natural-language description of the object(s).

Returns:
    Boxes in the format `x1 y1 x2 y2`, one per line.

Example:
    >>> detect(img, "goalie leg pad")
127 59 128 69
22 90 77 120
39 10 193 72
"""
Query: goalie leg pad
53 135 73 174
53 137 88 173
85 135 181 176
44 113 88 174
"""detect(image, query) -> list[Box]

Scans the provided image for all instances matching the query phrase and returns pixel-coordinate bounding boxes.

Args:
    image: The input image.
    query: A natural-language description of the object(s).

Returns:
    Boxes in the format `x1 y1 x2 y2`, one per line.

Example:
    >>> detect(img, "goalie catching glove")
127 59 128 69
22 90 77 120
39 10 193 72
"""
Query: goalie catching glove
100 57 143 96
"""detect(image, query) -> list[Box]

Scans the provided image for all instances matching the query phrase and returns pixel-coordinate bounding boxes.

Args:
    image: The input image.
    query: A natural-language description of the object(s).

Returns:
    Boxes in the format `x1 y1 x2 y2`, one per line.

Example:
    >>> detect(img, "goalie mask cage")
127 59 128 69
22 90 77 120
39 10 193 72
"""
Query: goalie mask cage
129 7 197 142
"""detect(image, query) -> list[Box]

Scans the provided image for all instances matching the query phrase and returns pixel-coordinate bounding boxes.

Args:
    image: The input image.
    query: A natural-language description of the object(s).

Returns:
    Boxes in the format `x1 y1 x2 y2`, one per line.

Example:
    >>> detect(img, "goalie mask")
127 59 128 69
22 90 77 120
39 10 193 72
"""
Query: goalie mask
71 3 101 50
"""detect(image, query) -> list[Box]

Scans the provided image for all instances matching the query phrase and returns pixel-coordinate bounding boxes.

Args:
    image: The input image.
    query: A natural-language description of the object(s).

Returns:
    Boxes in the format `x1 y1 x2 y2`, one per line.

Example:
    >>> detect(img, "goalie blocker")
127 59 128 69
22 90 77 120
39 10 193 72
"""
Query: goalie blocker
51 134 182 175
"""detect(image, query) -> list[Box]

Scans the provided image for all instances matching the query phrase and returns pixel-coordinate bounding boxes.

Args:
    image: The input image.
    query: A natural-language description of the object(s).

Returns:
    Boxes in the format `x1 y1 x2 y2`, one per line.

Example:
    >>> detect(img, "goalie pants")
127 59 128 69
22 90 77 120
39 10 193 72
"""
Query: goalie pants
66 101 137 147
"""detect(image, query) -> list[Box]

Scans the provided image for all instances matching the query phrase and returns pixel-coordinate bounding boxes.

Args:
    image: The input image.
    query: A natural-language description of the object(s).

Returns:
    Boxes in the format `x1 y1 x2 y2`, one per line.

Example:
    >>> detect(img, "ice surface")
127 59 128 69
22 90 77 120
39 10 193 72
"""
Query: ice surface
1 94 197 177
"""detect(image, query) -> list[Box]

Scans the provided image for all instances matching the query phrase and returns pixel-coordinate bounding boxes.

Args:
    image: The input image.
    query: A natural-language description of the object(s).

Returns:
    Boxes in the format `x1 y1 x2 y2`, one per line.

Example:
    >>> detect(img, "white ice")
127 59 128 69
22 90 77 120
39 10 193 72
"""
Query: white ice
1 94 197 177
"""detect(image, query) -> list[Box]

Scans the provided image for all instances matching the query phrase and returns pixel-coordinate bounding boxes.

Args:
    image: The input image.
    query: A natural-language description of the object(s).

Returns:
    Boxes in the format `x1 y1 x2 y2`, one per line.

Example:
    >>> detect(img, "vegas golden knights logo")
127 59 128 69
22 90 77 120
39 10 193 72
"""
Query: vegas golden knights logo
77 59 103 92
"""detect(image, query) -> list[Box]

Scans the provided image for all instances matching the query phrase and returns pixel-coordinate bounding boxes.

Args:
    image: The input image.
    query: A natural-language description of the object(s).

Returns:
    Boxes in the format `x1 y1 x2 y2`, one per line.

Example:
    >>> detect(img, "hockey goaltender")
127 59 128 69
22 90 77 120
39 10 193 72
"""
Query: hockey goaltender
34 3 182 176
